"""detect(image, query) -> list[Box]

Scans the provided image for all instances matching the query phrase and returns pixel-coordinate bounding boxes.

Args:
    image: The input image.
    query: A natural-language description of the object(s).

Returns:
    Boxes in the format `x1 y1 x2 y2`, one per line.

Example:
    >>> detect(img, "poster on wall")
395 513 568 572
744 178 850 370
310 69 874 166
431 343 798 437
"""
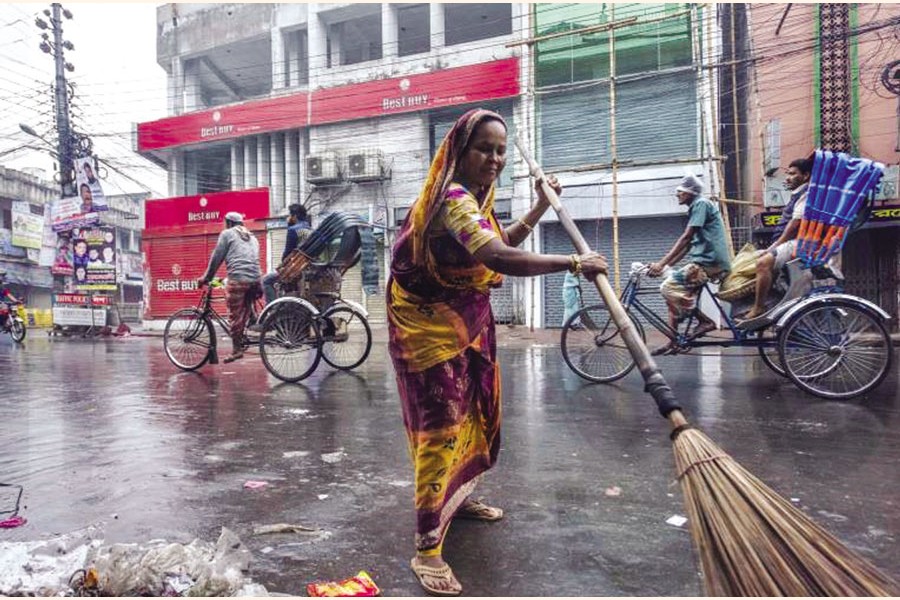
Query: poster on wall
71 226 116 290
11 201 44 249
75 157 106 207
50 196 100 232
50 231 74 275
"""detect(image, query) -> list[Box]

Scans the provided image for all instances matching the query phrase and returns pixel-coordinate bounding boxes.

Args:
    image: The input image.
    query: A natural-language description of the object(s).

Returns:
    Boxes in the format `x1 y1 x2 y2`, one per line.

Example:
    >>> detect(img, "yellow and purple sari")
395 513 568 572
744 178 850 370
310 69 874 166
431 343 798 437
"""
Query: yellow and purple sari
387 109 507 555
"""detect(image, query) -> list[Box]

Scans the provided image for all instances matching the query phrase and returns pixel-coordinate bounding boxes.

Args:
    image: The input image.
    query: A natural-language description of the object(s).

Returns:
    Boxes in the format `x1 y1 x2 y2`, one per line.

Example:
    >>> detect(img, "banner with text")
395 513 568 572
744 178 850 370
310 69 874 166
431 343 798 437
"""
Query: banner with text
71 226 117 290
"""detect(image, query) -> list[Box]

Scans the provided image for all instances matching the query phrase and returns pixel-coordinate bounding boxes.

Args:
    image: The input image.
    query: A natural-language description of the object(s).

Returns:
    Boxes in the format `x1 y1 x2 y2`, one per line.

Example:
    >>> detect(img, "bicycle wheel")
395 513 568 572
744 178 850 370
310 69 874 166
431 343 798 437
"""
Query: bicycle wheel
561 304 644 383
260 302 321 383
778 299 892 399
756 330 786 377
164 309 214 371
320 305 372 370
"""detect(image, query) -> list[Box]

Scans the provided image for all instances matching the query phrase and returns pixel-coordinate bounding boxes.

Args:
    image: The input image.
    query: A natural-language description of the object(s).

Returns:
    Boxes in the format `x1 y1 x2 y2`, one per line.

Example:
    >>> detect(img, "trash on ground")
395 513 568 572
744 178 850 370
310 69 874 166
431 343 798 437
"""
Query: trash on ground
0 526 268 596
0 515 26 528
317 494 329 500
307 570 380 597
604 486 622 497
321 450 346 464
666 515 688 528
252 523 316 536
243 480 269 490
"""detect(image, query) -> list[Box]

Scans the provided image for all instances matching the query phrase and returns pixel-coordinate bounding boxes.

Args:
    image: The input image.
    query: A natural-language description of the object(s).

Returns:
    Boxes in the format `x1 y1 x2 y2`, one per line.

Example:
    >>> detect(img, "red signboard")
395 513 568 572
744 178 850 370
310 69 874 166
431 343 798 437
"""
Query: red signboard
138 93 310 151
310 57 520 125
136 58 520 152
144 188 270 231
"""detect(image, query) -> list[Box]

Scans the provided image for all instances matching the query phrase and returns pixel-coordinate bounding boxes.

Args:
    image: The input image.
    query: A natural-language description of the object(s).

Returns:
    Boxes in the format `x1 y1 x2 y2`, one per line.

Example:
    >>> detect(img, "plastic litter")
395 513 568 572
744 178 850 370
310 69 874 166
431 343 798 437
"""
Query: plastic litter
604 486 622 497
243 480 269 490
307 570 380 597
0 515 26 528
252 523 316 535
666 515 688 528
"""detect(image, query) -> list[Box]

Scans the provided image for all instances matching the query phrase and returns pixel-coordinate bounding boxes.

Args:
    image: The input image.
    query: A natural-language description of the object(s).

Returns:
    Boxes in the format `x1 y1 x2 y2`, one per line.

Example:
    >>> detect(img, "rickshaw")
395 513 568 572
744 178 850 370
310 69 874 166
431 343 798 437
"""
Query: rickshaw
561 150 893 400
256 211 376 383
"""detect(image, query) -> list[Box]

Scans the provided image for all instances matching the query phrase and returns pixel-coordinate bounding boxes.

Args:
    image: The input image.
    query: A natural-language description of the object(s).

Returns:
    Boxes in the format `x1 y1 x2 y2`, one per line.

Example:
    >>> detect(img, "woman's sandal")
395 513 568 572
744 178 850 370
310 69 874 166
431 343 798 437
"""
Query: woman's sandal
410 557 462 596
456 498 504 522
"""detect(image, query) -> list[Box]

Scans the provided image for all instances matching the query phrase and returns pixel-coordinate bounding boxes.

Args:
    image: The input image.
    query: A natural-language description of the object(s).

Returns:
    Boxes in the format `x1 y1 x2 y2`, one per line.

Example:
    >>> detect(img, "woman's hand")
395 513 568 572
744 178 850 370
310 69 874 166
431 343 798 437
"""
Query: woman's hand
536 174 562 202
579 251 608 278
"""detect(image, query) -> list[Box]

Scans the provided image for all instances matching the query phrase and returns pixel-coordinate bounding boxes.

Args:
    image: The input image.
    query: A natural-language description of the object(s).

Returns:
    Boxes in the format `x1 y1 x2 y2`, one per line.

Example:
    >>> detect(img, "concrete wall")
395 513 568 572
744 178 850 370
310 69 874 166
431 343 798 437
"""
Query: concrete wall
0 166 57 205
747 3 900 205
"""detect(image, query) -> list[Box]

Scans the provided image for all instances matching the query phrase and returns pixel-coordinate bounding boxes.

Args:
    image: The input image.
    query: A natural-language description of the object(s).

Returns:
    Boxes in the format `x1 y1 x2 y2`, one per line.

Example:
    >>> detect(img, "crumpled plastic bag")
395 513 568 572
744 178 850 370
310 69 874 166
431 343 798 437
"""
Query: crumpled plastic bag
718 243 760 299
89 527 265 596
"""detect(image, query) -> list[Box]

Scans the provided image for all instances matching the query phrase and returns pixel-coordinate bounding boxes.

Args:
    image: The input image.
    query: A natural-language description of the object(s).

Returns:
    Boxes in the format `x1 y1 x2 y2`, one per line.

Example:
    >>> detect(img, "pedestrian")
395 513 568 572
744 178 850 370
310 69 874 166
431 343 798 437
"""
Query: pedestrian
647 174 731 355
262 203 312 304
741 157 812 320
197 212 261 363
561 270 582 328
387 108 607 596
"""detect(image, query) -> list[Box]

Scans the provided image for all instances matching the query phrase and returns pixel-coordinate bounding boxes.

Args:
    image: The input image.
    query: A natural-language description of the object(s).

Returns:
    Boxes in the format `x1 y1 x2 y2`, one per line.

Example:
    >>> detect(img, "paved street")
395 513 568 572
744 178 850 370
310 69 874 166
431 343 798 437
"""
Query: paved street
1 330 898 596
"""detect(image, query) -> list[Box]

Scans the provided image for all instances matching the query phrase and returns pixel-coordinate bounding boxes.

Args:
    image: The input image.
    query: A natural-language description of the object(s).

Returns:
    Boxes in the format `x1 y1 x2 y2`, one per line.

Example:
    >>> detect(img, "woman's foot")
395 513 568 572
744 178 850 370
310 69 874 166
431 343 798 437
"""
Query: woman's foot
410 555 462 596
456 498 504 521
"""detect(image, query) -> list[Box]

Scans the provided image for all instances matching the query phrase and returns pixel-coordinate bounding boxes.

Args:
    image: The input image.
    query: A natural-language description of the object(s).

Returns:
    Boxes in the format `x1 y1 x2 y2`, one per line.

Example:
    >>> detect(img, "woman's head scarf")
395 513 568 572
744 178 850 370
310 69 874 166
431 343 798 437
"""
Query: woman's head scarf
407 108 506 267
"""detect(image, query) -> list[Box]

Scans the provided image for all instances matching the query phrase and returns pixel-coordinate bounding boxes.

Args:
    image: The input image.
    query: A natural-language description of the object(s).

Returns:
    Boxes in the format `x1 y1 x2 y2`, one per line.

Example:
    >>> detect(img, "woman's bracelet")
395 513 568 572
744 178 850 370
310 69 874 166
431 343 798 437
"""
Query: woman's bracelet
568 254 582 275
516 218 534 233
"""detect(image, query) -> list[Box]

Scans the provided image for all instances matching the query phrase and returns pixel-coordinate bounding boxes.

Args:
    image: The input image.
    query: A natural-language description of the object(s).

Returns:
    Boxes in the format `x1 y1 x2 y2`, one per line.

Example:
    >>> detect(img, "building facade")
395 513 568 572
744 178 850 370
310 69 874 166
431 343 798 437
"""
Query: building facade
0 166 57 308
746 3 900 322
137 3 724 326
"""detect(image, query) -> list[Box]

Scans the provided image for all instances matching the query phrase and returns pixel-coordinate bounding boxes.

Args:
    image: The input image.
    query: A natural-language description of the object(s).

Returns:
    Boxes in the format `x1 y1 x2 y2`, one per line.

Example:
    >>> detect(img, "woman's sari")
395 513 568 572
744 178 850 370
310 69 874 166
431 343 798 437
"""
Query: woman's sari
387 109 507 555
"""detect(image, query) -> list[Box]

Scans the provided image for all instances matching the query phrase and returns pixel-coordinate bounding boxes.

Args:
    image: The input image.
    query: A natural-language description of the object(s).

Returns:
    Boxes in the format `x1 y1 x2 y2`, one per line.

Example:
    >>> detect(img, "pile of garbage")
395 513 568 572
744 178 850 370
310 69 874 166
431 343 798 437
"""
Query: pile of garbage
0 527 268 596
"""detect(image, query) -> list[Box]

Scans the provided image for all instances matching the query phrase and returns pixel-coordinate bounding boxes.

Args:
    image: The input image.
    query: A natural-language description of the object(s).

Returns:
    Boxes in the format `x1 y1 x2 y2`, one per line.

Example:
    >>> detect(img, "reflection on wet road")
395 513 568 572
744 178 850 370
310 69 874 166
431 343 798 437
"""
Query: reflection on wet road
1 335 897 595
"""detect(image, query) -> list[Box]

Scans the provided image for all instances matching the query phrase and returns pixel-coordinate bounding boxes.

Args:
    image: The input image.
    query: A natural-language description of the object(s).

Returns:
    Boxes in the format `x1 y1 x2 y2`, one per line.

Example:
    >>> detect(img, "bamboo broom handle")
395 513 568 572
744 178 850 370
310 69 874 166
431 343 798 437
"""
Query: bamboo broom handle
514 136 686 426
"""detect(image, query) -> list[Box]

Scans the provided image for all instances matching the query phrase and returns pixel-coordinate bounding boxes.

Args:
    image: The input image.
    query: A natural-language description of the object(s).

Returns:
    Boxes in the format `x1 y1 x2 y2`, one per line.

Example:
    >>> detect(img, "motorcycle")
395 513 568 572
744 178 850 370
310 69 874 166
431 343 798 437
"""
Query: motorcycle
1 301 26 343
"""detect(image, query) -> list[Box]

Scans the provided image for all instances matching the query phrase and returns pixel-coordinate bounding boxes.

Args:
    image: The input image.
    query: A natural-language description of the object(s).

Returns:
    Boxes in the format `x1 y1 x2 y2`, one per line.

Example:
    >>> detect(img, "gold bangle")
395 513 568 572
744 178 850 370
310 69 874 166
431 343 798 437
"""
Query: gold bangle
517 218 534 233
568 254 582 275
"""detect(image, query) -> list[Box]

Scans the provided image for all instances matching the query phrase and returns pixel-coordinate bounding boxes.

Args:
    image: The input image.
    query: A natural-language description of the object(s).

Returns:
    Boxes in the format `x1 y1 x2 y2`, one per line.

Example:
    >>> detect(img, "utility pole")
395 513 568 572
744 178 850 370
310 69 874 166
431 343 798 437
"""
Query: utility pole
34 3 77 197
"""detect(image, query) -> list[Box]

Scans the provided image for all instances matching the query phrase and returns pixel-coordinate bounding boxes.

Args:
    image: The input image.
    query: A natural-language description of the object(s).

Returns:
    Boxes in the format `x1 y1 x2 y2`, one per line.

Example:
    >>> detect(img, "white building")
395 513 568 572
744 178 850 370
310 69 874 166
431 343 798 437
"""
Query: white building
137 3 720 326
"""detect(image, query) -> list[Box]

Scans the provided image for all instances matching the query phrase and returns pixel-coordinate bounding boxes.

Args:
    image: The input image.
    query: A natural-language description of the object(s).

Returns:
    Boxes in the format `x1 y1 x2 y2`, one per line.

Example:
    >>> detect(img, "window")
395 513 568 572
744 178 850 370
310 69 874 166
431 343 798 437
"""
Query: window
535 3 697 168
444 4 512 46
284 29 309 86
429 102 516 189
398 4 430 56
393 206 410 227
329 13 383 66
535 3 692 86
539 70 697 169
183 146 232 195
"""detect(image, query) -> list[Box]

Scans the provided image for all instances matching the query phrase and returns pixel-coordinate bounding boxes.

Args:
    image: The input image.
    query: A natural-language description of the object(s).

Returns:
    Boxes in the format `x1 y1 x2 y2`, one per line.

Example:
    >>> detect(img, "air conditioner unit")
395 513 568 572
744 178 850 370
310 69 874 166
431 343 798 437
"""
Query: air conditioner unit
764 175 790 208
306 151 341 185
346 150 388 183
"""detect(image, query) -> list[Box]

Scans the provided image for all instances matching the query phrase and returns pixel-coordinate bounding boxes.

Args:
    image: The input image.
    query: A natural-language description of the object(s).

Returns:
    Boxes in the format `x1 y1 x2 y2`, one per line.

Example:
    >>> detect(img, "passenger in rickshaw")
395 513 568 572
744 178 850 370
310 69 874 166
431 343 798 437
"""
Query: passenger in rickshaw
262 204 312 304
742 157 812 320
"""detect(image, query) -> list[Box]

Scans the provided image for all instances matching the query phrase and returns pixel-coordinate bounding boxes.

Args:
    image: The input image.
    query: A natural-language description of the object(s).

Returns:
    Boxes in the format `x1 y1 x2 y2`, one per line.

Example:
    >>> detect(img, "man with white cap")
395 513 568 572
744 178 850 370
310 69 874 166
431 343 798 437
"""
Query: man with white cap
197 211 262 363
647 174 731 355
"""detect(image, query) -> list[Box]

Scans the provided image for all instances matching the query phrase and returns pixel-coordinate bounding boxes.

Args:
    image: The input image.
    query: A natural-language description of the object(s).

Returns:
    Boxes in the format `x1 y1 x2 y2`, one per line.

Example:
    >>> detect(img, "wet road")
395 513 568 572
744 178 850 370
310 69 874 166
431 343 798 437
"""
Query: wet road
1 332 898 596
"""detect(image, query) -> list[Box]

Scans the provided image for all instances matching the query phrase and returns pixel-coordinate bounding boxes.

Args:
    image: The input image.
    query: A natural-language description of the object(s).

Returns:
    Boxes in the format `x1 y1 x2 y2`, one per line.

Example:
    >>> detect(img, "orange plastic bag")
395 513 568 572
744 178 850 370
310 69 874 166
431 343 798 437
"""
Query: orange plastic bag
307 570 380 597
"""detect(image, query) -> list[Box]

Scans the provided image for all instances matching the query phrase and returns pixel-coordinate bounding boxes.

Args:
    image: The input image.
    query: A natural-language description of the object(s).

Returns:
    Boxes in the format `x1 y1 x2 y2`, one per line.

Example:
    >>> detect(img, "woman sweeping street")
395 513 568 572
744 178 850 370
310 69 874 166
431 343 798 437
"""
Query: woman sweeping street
387 108 607 596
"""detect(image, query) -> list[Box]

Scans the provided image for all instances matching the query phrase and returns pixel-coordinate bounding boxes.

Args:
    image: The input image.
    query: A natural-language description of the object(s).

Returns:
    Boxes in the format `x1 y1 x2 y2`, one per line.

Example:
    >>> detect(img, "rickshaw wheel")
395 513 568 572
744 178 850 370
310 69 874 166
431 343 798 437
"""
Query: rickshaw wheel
757 329 786 377
320 305 372 370
260 301 322 383
778 298 892 399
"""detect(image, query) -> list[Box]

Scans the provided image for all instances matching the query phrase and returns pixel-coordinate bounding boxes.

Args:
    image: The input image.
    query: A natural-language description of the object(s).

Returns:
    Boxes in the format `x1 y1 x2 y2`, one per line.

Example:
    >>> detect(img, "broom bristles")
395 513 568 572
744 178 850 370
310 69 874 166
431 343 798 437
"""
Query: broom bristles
672 426 899 596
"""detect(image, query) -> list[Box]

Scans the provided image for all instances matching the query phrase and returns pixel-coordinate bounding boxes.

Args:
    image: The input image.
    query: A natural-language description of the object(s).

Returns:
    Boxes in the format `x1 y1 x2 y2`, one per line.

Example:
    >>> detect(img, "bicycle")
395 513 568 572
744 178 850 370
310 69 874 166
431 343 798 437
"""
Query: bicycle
163 278 265 371
560 260 892 400
1 301 26 343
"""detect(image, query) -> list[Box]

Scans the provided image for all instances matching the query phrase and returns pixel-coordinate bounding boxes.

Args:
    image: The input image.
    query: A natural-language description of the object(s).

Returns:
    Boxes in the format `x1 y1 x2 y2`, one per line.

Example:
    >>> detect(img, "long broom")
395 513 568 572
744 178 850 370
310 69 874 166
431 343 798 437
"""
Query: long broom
513 136 899 596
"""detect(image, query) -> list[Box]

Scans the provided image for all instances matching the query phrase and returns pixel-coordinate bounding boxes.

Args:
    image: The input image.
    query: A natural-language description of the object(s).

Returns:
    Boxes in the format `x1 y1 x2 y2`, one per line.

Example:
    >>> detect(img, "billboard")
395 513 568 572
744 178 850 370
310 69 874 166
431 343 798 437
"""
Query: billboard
74 157 107 211
70 225 116 290
50 196 101 232
11 202 44 250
